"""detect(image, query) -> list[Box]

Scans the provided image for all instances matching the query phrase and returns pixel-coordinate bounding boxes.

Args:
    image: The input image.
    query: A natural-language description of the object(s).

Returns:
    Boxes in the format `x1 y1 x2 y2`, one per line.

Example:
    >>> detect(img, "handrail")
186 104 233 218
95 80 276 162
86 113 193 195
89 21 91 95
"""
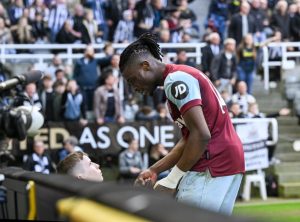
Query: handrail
231 118 278 146
262 41 300 91
0 42 206 65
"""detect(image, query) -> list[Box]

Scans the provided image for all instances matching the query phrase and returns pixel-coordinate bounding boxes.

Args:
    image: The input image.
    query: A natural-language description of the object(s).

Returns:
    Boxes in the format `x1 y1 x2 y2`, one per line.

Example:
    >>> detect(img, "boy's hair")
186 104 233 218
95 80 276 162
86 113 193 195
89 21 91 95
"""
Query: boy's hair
56 151 86 175
119 32 163 73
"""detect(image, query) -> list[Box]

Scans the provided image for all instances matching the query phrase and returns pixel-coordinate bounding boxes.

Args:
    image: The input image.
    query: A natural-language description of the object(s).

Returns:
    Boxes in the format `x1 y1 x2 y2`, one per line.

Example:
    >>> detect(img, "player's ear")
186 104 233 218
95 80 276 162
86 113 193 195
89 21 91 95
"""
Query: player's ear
141 61 150 71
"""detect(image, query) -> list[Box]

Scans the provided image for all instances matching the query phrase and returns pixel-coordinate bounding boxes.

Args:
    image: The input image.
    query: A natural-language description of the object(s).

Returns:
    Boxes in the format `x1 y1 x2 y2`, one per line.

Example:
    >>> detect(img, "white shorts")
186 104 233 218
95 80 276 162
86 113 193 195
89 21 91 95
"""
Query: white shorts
176 170 243 215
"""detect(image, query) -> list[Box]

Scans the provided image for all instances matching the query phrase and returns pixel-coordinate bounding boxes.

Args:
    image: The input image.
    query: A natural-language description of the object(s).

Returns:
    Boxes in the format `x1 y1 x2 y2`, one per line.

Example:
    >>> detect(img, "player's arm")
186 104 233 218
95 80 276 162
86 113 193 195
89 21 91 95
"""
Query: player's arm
154 106 210 190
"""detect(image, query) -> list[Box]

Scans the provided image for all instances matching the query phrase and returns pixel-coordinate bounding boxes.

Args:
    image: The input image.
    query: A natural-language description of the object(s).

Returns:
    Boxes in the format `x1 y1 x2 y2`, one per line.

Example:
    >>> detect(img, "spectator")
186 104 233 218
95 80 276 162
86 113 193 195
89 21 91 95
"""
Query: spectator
151 0 165 30
81 0 108 41
177 0 198 32
247 102 290 118
271 0 290 40
113 9 134 43
201 32 221 80
8 0 24 25
73 45 100 111
48 0 70 42
24 83 42 109
55 19 81 44
158 28 171 43
31 12 49 43
135 105 158 121
211 38 237 96
57 151 103 182
250 0 268 33
53 68 68 86
206 0 229 41
83 9 102 44
290 2 300 42
148 143 169 177
10 16 34 46
61 80 87 126
237 34 257 94
0 2 11 27
103 54 127 104
72 3 89 44
166 7 181 32
229 102 247 118
29 0 50 23
134 0 155 37
118 138 144 181
44 54 64 80
228 1 256 45
0 17 13 45
220 89 233 108
174 49 196 67
124 96 139 122
156 103 171 123
39 74 55 123
231 81 256 114
53 80 65 121
58 136 83 161
23 140 55 174
104 0 122 41
93 69 125 125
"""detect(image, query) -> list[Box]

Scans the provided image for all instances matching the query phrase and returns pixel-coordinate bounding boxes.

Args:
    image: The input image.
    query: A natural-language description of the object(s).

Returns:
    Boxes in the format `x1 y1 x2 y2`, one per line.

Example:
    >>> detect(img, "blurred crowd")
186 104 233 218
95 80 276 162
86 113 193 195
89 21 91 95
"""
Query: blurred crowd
1 0 298 175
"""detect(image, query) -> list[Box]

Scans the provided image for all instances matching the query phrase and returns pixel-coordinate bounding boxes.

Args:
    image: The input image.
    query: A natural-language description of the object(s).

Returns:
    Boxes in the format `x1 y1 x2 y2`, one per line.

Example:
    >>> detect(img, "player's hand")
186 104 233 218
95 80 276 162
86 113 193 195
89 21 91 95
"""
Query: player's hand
134 169 157 187
153 183 176 195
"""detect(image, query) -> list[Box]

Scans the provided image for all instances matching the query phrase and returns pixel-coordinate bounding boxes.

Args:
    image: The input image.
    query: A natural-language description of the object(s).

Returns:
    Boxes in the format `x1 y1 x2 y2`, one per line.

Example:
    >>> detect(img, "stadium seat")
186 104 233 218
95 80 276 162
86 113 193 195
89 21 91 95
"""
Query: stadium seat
242 170 267 201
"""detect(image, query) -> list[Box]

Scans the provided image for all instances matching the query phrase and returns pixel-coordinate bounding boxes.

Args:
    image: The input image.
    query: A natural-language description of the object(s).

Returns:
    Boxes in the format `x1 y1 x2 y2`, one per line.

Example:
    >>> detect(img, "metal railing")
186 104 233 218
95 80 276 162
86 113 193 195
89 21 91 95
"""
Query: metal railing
262 42 300 91
0 42 206 65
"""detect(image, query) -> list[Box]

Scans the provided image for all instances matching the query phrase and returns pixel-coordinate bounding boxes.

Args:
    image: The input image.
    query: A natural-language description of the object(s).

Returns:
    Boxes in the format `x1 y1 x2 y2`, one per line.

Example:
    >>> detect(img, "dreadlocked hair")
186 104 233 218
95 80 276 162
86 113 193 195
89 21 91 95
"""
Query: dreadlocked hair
119 32 163 73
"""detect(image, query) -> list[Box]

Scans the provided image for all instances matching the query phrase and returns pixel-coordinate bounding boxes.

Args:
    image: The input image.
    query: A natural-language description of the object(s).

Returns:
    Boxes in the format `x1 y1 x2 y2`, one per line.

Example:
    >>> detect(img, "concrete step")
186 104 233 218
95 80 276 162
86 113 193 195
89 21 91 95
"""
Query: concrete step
279 183 300 198
278 134 300 142
275 152 300 162
275 142 295 153
277 116 299 125
276 173 300 183
278 125 300 133
273 162 300 173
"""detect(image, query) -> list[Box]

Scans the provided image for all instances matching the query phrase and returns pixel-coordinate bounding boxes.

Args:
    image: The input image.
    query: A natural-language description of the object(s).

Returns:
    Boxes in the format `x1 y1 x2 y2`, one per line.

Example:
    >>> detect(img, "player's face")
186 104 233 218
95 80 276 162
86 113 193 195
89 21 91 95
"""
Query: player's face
79 155 103 182
123 64 157 95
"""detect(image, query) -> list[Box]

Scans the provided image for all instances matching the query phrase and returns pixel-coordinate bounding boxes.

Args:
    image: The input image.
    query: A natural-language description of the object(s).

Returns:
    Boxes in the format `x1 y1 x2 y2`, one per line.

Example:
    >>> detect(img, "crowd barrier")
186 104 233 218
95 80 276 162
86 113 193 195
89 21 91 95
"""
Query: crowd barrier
0 42 205 66
0 167 258 222
1 41 300 92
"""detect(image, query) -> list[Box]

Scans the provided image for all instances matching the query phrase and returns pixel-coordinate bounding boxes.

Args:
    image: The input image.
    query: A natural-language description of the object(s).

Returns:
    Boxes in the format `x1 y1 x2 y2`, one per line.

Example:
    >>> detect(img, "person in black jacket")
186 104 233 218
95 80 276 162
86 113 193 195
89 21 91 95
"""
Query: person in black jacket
228 1 256 45
210 38 237 96
201 32 221 80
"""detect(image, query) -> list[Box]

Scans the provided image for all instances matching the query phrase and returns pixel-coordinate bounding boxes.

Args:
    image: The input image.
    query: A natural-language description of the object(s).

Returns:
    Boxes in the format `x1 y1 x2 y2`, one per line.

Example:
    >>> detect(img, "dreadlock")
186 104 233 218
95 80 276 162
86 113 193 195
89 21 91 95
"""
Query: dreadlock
119 32 163 73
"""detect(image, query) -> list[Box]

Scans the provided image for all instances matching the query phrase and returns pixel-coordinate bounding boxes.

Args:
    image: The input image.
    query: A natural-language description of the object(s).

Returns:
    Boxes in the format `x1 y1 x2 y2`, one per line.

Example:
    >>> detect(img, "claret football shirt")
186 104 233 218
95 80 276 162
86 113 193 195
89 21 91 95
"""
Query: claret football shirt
163 64 245 177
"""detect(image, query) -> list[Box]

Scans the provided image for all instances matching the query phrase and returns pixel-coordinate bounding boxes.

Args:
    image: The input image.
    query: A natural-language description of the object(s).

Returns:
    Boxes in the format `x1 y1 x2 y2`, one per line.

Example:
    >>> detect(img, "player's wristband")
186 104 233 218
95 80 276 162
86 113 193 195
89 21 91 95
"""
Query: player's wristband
154 165 186 189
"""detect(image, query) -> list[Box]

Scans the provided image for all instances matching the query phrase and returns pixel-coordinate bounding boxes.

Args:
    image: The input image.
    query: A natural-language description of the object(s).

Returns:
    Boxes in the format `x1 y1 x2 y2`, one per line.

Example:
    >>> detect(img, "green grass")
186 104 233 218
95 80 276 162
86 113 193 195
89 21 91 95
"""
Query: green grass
233 201 300 222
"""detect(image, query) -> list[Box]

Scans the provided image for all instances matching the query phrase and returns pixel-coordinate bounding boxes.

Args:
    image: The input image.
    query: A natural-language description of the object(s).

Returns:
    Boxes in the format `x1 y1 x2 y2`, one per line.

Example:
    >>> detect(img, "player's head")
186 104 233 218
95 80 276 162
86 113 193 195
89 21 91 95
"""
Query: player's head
57 151 103 182
119 33 165 95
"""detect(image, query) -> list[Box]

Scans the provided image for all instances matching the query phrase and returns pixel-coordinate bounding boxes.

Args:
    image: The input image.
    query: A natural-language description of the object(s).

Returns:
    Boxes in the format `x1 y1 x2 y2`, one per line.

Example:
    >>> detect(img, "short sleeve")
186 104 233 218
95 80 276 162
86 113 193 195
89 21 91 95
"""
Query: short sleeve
164 71 202 114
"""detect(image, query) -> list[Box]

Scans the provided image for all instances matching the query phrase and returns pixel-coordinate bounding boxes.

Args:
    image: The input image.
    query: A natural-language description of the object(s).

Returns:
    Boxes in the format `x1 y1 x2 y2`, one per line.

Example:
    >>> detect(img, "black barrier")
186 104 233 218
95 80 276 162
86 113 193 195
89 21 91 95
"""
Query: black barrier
0 167 263 222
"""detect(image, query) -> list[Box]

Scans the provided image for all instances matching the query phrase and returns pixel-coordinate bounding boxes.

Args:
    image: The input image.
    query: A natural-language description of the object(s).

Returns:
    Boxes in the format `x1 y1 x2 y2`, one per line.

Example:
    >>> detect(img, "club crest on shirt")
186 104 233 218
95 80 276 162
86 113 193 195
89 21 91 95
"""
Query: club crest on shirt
171 81 189 100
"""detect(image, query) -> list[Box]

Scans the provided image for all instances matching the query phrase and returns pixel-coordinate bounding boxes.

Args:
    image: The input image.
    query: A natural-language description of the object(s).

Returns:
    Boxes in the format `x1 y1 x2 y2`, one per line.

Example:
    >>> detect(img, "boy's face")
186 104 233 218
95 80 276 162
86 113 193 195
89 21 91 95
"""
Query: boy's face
77 155 103 182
